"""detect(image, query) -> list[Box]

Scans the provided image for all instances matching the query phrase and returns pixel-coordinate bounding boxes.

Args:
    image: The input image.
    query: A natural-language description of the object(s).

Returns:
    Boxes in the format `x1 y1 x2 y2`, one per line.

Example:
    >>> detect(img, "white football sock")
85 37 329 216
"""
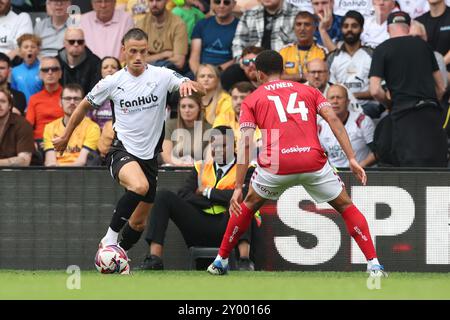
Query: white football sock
102 228 119 246
215 255 229 267
368 258 380 266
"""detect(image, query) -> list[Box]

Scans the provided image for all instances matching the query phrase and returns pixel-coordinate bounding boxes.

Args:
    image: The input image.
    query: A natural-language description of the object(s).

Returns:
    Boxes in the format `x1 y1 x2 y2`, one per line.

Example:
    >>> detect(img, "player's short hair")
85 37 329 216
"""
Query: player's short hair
229 81 255 94
295 11 318 24
241 46 264 58
0 52 11 67
255 50 284 76
121 28 148 46
62 83 84 97
17 33 42 48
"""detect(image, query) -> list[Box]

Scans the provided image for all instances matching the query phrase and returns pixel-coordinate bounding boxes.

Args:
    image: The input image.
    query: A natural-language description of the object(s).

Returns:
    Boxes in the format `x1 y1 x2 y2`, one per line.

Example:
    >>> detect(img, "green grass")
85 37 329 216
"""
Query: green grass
1 270 450 300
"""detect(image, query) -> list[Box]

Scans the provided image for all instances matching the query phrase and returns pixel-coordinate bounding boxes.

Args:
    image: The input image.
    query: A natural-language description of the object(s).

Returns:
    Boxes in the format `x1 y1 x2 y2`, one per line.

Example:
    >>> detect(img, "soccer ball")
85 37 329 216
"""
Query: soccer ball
95 244 129 274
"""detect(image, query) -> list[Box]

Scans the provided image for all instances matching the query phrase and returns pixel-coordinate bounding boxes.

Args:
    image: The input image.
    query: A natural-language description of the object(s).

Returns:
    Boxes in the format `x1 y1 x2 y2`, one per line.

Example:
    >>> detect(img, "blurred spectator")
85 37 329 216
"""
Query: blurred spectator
189 0 238 75
43 83 100 166
397 0 429 18
416 0 450 73
34 0 71 57
410 20 448 89
220 45 263 91
361 0 397 48
140 126 256 271
116 0 149 23
136 0 188 72
312 0 343 52
233 0 261 15
97 119 113 160
80 0 134 59
25 56 64 150
161 94 211 166
285 0 313 12
213 81 261 144
71 0 93 13
0 53 26 115
318 84 376 168
327 10 382 119
11 0 45 11
172 0 205 43
57 28 101 96
369 11 447 167
0 87 34 166
231 0 298 59
197 64 234 125
87 56 121 129
0 0 33 64
306 58 360 110
305 58 330 94
279 11 327 82
11 33 42 104
333 0 373 18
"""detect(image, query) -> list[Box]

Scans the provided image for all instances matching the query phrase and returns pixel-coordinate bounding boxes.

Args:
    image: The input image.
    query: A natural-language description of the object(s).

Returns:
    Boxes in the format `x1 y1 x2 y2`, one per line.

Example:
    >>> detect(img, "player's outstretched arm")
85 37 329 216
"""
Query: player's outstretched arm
52 98 92 153
319 105 367 185
179 80 206 98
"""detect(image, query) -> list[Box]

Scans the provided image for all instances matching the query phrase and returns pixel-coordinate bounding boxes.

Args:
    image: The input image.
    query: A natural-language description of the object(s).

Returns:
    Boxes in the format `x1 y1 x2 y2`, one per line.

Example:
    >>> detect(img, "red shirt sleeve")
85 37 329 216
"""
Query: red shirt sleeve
239 95 256 130
314 88 331 113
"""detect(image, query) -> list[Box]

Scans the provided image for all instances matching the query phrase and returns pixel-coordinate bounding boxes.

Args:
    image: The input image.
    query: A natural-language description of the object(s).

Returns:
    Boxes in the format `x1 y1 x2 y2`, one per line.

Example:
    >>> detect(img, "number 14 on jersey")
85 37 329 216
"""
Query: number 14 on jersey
268 92 309 122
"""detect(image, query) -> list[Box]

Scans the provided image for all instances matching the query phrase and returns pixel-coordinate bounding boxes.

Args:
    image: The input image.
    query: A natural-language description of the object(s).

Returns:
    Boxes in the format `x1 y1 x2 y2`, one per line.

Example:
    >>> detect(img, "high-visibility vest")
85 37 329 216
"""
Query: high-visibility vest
194 161 262 226
195 161 235 214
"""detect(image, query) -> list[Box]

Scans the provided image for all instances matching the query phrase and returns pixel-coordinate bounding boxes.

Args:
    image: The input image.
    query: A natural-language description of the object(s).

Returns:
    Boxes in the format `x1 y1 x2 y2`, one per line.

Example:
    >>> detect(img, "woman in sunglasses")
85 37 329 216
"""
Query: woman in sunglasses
196 64 234 125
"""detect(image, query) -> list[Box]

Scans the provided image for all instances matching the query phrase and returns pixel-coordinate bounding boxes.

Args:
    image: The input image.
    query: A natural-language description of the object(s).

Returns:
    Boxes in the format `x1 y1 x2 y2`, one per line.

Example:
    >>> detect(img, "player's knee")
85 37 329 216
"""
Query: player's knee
128 180 149 197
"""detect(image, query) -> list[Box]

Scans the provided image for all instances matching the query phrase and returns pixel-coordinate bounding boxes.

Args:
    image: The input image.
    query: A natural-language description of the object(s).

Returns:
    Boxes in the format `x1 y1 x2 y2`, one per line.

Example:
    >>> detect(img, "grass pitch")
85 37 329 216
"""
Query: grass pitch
1 270 450 300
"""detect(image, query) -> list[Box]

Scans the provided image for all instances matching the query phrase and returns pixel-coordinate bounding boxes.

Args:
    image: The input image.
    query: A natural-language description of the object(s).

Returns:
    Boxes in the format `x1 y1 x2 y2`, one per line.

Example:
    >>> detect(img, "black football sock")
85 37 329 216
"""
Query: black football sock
119 223 144 251
109 191 145 232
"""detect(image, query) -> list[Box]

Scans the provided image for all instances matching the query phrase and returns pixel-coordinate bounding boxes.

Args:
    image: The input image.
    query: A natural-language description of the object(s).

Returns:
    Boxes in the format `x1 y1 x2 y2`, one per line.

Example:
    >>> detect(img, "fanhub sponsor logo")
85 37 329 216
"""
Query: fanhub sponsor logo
120 95 158 108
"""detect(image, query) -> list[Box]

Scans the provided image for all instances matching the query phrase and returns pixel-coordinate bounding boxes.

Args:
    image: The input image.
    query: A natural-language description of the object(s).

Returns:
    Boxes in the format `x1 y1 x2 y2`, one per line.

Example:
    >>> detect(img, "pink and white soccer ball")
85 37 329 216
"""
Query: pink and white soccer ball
95 245 129 274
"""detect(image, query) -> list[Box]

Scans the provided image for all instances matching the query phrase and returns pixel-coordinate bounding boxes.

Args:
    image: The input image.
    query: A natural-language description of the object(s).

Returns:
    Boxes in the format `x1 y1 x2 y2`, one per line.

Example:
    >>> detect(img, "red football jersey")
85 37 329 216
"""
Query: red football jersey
239 80 330 174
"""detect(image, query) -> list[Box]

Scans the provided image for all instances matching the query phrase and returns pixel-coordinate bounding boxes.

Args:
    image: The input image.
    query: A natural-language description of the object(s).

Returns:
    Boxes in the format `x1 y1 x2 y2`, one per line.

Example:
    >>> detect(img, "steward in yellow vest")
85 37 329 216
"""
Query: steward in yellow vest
141 126 257 271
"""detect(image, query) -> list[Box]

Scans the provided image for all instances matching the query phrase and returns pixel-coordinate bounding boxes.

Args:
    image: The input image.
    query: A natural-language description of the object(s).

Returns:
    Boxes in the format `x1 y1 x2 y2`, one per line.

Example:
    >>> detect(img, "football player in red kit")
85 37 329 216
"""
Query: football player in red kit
207 50 386 277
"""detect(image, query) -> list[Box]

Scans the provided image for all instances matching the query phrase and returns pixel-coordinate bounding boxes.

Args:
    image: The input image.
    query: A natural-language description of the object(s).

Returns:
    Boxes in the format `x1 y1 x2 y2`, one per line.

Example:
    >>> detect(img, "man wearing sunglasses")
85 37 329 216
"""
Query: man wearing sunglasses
34 0 72 57
189 0 238 75
57 28 102 95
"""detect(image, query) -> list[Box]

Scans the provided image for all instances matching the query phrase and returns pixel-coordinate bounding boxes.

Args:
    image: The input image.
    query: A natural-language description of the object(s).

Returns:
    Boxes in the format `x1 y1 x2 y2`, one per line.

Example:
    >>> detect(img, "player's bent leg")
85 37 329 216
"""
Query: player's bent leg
328 189 387 277
101 161 148 247
119 202 153 251
207 186 266 276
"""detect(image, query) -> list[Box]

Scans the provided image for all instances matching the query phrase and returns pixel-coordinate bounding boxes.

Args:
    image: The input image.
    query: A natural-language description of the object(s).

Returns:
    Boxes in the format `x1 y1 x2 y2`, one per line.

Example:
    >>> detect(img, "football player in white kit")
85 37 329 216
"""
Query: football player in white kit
52 28 205 270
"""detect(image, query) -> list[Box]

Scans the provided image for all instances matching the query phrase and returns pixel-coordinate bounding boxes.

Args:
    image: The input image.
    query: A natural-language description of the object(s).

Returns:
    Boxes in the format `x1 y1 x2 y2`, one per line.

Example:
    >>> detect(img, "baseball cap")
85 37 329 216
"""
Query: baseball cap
387 11 411 26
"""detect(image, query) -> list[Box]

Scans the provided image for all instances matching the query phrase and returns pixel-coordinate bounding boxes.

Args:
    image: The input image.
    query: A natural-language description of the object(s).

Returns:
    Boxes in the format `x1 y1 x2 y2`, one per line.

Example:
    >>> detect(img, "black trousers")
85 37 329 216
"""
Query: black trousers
145 190 251 248
392 105 448 167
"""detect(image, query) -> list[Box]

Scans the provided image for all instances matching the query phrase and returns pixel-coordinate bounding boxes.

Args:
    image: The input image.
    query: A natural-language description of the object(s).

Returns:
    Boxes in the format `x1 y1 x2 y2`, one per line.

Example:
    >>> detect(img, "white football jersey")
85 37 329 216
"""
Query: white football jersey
328 47 373 106
334 0 374 18
87 65 188 159
318 109 374 168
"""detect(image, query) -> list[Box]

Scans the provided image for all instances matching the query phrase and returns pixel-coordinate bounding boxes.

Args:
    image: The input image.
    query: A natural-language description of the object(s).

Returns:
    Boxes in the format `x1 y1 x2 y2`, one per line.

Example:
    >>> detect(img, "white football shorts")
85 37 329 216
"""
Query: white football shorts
250 161 344 203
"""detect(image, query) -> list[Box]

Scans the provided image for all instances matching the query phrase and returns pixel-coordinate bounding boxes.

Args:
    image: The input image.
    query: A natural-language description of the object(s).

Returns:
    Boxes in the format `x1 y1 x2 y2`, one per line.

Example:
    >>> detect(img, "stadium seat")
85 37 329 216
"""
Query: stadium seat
188 247 236 271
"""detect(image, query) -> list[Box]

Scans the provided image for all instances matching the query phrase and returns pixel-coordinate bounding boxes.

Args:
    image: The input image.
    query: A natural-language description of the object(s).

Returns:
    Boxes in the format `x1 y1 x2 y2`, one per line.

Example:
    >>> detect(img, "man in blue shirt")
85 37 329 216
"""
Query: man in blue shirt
189 0 239 74
312 0 343 52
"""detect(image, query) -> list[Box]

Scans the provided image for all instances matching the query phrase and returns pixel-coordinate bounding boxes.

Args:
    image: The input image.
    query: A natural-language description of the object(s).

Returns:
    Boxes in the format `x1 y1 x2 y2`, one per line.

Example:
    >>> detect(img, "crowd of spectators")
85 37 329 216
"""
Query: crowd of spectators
0 0 449 169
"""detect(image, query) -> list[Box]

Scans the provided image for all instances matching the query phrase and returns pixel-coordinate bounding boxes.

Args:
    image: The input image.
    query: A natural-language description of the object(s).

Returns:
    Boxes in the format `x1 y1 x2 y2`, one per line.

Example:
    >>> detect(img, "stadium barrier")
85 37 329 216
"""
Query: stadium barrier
0 168 449 272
